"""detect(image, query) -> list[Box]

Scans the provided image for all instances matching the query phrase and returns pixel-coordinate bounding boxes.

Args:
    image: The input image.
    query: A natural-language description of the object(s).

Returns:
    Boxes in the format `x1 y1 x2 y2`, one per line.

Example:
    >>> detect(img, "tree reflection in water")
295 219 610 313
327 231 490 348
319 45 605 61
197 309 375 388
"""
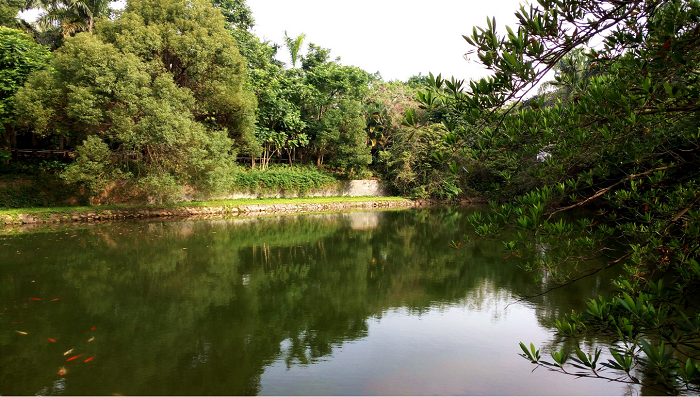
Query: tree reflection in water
0 208 622 395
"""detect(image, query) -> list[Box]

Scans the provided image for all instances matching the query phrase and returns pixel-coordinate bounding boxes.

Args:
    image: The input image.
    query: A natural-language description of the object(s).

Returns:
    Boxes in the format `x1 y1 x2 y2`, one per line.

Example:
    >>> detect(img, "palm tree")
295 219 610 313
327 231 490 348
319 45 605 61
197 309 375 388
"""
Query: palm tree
283 30 305 68
29 0 112 38
537 48 594 106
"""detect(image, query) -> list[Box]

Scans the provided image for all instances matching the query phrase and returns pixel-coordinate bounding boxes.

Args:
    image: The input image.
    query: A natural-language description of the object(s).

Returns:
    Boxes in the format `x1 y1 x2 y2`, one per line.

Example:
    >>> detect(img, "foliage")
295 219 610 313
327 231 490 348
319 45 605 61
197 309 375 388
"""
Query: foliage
365 81 466 198
284 30 305 69
98 0 258 154
379 124 462 200
201 3 380 175
230 164 339 195
231 22 281 73
240 33 375 173
315 99 372 177
252 66 307 168
363 80 423 152
27 0 114 47
60 135 124 195
535 47 595 106
15 0 256 203
16 32 224 202
0 27 51 140
301 42 334 71
413 0 700 392
299 47 374 172
0 0 26 28
211 0 254 31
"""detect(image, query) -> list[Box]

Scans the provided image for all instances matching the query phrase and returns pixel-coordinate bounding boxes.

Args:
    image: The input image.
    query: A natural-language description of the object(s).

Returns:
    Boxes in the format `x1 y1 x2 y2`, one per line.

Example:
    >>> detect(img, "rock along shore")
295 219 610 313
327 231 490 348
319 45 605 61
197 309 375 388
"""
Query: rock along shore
1 199 428 226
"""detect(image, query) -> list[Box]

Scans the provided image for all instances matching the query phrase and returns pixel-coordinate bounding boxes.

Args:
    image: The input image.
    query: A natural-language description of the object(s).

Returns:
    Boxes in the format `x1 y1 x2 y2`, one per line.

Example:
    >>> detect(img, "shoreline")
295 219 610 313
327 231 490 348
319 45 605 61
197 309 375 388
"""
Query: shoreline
0 197 430 227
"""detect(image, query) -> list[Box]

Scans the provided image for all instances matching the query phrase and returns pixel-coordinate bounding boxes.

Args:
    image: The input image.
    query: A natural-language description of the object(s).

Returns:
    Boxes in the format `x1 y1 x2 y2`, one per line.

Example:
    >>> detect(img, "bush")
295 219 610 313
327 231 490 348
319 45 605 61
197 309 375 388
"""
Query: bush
231 165 339 196
379 124 464 200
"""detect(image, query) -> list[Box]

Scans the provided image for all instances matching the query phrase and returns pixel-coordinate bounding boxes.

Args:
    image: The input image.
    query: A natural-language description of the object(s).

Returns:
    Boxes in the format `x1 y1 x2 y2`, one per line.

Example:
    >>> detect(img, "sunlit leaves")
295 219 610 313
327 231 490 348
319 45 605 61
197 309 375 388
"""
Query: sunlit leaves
0 27 51 128
519 342 540 363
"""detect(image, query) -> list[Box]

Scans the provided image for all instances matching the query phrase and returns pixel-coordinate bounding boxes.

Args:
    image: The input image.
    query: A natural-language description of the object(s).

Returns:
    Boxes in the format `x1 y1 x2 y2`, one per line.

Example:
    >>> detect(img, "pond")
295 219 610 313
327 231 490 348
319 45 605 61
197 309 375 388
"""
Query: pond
0 207 640 395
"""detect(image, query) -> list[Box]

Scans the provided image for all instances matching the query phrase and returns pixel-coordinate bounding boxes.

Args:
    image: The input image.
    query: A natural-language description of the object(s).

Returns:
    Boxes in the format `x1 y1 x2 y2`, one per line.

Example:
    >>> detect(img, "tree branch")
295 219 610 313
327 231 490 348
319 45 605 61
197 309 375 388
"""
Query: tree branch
546 163 684 221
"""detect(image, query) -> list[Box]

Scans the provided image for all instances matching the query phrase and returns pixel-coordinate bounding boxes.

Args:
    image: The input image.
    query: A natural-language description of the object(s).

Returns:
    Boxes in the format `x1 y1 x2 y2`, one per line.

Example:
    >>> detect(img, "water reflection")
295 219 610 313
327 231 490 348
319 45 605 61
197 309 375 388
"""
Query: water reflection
0 208 632 395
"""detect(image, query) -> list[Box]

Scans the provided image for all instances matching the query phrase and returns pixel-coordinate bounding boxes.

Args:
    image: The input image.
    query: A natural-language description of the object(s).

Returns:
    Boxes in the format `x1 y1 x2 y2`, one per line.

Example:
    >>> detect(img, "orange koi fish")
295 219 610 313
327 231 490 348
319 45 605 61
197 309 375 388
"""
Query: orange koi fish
63 349 73 355
84 356 95 362
11 321 23 324
27 298 41 301
90 327 96 331
59 367 67 376
87 337 95 342
51 298 60 302
66 355 82 362
15 331 27 335
48 338 56 342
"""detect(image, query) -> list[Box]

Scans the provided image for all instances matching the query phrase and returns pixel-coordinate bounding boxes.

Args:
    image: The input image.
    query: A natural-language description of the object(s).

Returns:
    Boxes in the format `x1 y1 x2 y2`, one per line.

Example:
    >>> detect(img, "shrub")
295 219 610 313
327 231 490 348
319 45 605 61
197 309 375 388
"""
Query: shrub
231 165 339 196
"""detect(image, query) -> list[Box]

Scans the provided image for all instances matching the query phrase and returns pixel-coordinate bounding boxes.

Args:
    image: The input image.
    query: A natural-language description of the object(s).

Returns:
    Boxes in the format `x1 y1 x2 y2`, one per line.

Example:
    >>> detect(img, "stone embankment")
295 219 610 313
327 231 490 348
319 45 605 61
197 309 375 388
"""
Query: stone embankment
1 199 427 226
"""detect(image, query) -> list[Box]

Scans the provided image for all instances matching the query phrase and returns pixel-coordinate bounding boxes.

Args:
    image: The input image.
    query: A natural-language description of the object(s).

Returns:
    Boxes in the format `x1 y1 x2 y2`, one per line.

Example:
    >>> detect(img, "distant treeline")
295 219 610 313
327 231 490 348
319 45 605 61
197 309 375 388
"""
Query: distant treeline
0 0 459 203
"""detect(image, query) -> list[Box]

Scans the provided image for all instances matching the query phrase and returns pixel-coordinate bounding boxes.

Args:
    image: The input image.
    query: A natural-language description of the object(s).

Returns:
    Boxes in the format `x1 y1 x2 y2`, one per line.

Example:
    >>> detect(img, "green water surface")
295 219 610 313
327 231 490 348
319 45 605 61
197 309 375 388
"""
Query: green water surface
0 208 638 395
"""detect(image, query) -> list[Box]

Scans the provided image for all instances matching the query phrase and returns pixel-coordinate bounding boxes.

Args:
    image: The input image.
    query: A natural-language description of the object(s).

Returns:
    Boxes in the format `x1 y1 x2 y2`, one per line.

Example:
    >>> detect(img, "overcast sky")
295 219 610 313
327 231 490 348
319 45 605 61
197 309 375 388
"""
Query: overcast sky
247 0 527 82
20 0 530 83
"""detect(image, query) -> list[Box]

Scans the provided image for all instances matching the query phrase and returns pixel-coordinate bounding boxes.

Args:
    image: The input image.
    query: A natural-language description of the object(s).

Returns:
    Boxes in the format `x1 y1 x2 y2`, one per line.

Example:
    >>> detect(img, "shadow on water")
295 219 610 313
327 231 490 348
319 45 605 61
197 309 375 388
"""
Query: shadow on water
0 207 634 395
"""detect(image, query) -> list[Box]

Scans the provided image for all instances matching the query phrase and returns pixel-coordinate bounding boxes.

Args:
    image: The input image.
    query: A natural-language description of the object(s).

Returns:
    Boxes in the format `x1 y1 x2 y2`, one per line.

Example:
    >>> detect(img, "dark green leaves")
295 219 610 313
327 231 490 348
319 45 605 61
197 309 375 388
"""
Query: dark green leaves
0 27 51 125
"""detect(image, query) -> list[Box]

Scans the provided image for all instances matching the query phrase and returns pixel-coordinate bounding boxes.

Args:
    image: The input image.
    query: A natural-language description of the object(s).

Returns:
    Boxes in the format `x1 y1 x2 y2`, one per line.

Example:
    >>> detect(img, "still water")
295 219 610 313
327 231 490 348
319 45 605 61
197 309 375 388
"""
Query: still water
1 208 637 395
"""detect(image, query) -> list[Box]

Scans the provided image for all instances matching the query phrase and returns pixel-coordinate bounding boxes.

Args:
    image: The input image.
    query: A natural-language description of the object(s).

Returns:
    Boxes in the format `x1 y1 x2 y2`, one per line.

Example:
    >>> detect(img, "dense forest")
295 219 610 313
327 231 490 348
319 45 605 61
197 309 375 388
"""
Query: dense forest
1 0 700 392
0 0 451 204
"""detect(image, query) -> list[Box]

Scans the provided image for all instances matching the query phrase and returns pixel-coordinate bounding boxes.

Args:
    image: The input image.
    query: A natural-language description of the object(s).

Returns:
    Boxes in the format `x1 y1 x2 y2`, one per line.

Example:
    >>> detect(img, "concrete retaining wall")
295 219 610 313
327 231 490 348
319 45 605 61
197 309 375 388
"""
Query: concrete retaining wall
184 180 390 201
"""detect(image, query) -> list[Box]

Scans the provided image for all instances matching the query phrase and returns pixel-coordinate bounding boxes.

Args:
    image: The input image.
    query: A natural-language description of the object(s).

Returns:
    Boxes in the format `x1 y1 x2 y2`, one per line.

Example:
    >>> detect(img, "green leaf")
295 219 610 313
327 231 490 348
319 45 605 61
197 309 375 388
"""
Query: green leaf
503 52 518 67
664 82 673 97
671 51 686 64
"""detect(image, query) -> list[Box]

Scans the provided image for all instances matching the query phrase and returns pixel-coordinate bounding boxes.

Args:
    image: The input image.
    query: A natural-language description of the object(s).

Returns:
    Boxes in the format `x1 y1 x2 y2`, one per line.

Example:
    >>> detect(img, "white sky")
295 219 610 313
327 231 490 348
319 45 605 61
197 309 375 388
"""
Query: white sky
247 0 528 82
20 0 530 83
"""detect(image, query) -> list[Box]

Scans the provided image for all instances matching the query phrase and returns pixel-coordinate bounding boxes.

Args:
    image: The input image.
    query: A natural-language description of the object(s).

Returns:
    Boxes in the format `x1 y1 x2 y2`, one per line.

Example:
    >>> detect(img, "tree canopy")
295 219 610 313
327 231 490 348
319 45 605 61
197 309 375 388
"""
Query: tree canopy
0 0 26 28
211 0 254 31
0 26 50 157
14 0 257 201
243 36 375 175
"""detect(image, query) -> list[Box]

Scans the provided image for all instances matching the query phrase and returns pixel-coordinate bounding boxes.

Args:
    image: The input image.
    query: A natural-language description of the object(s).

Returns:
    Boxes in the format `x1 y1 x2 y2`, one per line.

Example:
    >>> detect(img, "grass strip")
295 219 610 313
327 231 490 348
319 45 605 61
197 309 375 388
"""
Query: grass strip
0 196 409 216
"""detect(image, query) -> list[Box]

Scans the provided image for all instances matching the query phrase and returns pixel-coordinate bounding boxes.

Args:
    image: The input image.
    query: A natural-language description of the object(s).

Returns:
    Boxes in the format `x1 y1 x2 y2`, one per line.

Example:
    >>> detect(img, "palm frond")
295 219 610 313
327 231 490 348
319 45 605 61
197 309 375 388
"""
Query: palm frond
284 31 306 68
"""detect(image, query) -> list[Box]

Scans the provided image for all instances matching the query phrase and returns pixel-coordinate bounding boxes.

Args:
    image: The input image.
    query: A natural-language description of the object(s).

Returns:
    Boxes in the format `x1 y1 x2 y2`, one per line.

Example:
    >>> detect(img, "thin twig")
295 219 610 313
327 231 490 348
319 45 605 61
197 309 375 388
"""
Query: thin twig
546 164 684 221
505 252 632 309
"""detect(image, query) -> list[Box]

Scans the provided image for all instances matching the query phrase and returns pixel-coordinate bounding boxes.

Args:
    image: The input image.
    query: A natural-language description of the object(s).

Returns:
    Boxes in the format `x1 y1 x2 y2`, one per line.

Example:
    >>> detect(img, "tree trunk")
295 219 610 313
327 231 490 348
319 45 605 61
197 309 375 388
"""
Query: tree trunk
2 124 12 165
